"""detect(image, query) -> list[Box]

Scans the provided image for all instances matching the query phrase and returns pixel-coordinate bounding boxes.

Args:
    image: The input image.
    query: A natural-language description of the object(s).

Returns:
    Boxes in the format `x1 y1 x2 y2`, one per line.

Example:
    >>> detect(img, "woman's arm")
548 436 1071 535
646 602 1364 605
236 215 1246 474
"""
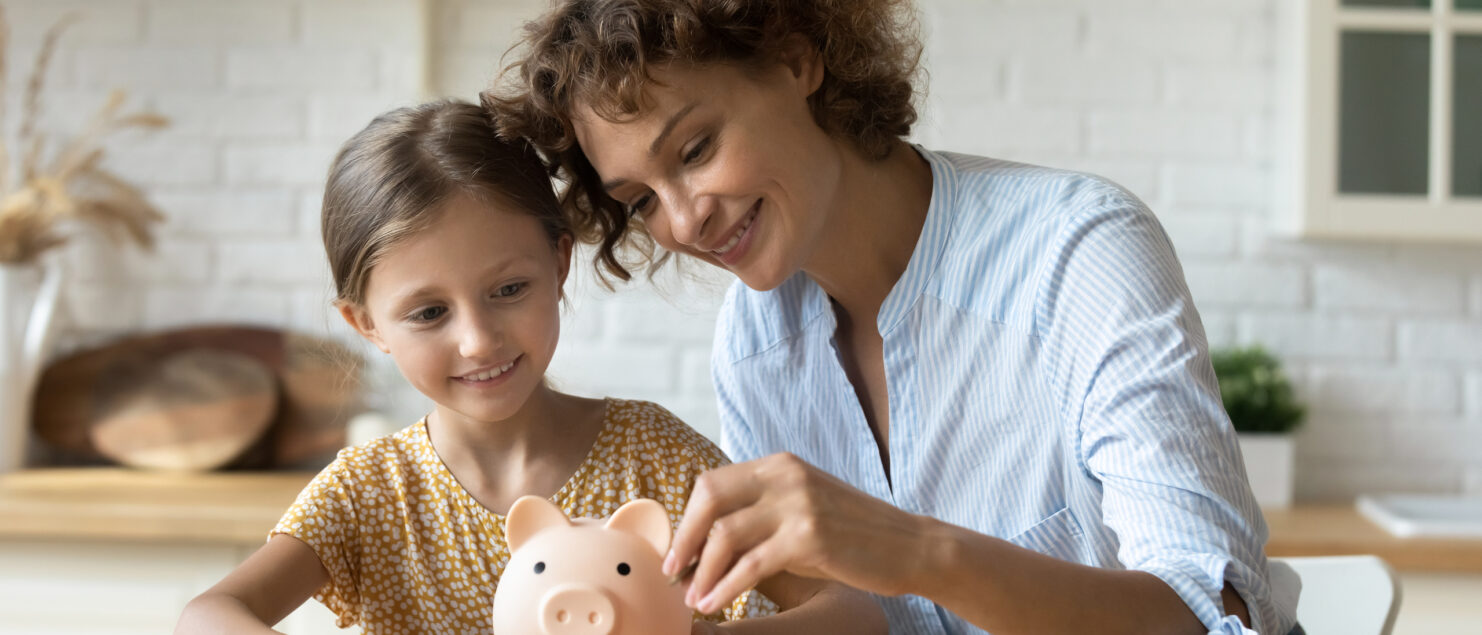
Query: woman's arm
669 453 1240 635
915 516 1250 634
174 534 328 634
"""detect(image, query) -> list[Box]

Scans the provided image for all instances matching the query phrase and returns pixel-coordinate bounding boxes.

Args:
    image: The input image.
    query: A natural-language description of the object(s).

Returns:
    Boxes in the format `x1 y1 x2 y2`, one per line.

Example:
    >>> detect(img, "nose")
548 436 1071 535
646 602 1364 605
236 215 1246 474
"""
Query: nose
662 187 720 248
456 312 499 360
538 584 616 635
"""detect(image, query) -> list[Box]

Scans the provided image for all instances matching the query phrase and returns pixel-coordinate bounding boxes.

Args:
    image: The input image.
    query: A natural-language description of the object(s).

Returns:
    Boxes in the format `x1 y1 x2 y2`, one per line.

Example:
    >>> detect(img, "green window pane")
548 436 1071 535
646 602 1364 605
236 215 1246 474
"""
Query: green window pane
1457 36 1482 197
1340 31 1431 195
1341 0 1431 7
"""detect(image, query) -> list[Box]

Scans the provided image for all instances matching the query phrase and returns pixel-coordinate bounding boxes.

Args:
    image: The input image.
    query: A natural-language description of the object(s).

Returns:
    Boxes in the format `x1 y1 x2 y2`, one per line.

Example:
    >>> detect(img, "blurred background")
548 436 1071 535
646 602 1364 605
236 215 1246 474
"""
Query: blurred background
0 0 1478 633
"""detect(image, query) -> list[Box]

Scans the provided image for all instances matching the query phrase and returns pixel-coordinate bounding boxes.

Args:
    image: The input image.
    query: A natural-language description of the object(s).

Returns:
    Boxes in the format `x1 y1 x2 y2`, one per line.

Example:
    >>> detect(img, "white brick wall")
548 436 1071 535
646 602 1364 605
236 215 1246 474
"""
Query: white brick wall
1470 276 1482 317
1469 374 1482 416
12 0 427 433
17 0 1482 500
1316 265 1468 314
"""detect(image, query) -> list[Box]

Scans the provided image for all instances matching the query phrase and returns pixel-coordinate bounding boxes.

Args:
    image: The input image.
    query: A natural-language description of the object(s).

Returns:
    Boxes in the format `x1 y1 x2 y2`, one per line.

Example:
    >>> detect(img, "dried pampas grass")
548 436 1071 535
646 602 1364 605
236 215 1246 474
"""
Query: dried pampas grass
0 8 169 265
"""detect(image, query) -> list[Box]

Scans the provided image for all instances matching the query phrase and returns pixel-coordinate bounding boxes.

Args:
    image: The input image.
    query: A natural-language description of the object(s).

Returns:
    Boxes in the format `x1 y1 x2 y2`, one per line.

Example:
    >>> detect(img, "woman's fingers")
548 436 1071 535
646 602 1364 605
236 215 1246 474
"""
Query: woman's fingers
685 504 776 609
674 452 930 604
666 462 760 577
695 534 789 614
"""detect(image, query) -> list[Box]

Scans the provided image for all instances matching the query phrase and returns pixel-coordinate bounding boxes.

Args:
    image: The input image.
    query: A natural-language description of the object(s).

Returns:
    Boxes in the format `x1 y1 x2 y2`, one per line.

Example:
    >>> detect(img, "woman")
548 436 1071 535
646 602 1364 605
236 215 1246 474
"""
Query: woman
488 1 1300 633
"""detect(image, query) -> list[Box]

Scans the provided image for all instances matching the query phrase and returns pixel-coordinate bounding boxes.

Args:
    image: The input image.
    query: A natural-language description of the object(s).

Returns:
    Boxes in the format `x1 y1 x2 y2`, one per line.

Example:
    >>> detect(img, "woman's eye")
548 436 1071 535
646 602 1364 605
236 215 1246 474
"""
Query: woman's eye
626 193 653 218
412 306 445 322
494 282 526 298
682 137 711 164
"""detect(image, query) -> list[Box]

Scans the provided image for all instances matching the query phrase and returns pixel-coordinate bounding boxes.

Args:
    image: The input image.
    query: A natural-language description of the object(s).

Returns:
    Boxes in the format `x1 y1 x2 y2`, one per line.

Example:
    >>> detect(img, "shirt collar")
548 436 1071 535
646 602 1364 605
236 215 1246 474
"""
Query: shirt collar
876 146 957 335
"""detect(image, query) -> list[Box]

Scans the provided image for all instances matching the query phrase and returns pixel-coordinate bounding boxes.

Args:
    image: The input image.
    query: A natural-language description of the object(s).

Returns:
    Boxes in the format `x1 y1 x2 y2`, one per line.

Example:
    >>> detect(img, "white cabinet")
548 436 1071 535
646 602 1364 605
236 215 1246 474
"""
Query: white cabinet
1276 0 1482 242
1393 572 1482 634
0 539 354 635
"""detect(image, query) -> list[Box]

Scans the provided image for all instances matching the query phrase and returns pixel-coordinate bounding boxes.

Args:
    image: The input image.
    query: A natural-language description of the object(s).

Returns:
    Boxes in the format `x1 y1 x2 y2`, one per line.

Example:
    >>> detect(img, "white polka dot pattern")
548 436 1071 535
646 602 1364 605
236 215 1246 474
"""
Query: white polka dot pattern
271 398 773 633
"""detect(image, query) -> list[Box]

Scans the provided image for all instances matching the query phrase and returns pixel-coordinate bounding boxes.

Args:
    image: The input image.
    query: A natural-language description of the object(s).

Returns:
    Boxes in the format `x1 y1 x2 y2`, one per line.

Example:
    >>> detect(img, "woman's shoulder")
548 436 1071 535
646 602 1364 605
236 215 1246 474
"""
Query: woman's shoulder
931 150 1139 216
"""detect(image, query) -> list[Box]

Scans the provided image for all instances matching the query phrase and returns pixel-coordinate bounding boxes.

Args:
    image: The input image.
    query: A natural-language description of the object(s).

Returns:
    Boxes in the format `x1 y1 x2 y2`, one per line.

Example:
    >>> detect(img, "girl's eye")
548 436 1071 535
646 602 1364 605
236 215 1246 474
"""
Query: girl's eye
494 282 526 298
626 193 654 218
682 136 711 165
412 306 446 322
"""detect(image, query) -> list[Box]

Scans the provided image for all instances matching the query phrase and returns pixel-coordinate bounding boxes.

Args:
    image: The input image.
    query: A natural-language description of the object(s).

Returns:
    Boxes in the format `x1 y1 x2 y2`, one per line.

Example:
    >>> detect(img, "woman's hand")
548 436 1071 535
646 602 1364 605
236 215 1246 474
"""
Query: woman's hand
667 452 935 614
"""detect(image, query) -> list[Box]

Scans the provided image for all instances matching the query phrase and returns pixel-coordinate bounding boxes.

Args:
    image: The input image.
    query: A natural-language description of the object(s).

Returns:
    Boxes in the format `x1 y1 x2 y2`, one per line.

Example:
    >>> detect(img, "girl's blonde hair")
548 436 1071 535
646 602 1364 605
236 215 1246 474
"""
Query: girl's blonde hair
322 99 569 307
485 0 923 284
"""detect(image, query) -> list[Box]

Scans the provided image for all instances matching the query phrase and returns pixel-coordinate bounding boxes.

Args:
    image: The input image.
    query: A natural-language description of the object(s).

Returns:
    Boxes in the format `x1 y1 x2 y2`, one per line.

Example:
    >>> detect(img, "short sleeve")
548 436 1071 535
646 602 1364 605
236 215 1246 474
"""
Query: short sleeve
1037 186 1290 634
270 460 363 628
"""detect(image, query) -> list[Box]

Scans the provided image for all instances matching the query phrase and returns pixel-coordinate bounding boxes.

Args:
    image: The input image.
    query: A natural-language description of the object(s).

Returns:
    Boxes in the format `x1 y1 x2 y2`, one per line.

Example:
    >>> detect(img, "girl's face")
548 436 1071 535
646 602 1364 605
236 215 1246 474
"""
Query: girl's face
572 55 841 291
343 193 571 426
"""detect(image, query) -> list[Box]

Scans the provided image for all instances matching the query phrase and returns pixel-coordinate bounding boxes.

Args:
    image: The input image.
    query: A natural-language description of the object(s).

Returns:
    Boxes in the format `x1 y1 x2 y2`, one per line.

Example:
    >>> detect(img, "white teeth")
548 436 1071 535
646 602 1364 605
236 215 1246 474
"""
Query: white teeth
712 207 756 256
464 361 515 382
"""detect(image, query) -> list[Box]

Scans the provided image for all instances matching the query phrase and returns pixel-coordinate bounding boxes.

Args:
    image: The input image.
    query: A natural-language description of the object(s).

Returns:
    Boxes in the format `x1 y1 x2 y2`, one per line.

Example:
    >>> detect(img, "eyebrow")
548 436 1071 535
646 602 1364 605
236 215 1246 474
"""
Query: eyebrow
600 102 699 194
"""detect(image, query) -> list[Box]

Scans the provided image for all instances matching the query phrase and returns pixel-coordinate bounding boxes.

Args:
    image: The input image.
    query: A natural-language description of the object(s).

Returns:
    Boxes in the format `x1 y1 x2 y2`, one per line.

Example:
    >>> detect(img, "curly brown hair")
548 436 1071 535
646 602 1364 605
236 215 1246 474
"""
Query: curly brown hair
485 0 923 283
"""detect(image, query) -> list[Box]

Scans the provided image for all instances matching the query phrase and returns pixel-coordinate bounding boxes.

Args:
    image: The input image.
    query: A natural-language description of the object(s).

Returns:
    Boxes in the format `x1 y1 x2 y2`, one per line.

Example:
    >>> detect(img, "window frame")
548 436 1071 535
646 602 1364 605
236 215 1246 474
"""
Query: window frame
1276 0 1482 243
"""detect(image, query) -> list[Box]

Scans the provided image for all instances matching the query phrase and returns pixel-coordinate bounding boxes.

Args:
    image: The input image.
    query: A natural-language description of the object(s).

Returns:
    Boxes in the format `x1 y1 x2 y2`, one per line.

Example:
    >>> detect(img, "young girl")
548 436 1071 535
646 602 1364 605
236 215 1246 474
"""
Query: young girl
173 100 885 634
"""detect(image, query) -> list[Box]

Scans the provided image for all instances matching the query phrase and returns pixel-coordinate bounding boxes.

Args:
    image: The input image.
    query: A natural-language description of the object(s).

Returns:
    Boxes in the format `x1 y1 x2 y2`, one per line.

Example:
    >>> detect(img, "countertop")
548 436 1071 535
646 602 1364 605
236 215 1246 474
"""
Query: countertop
0 468 312 545
1263 504 1482 573
5 469 1482 573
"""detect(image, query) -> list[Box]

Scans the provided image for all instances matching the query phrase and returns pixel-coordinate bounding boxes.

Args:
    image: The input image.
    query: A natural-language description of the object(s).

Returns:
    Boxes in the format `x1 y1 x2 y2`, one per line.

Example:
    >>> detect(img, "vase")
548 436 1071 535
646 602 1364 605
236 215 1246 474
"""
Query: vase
1237 432 1295 509
0 260 64 474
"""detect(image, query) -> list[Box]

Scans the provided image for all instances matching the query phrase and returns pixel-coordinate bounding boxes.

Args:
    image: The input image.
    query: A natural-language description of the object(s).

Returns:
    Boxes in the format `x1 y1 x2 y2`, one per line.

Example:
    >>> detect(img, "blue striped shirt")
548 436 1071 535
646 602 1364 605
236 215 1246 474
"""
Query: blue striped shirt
711 148 1297 634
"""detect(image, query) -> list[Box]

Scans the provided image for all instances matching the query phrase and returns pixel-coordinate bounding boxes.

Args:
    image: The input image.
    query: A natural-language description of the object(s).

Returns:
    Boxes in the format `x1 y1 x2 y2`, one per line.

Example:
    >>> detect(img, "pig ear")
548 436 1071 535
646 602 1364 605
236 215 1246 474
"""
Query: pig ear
604 499 672 556
505 496 571 553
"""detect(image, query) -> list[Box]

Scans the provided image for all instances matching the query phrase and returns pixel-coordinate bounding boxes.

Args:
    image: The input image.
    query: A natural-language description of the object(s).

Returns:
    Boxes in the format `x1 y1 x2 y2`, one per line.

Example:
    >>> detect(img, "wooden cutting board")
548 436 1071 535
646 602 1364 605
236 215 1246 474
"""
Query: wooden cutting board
89 349 278 471
32 325 364 470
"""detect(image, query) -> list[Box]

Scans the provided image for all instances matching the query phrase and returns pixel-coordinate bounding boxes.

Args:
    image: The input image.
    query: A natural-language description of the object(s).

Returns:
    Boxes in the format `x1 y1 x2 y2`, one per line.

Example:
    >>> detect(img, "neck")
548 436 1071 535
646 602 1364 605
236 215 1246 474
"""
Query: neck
804 141 933 327
428 382 571 474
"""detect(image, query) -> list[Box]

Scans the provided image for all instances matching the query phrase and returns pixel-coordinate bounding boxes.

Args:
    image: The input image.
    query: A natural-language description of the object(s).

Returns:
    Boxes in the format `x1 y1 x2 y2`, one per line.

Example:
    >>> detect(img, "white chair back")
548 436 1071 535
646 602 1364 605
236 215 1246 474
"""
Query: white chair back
1274 555 1402 635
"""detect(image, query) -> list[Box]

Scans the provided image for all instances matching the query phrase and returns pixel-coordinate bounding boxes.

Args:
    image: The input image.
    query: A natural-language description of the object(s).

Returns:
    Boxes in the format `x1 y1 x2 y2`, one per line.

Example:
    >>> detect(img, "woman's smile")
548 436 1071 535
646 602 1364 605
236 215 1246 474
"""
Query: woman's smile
710 199 762 265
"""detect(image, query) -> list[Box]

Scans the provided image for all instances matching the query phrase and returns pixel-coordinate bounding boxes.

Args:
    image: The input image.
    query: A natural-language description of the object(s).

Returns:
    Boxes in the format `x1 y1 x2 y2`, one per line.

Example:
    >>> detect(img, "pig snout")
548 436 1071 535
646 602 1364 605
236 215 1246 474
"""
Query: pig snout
538 583 618 635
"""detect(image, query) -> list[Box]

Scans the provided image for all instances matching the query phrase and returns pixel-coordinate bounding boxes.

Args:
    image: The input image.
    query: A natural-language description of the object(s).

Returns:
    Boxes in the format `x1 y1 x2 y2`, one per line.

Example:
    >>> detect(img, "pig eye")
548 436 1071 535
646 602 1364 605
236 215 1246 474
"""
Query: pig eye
616 563 631 576
534 562 546 574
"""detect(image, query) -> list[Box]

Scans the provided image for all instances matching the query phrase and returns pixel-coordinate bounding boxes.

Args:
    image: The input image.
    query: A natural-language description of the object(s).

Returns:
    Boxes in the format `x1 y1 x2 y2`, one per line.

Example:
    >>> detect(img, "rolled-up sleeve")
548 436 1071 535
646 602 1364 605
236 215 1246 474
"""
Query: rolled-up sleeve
1038 187 1291 634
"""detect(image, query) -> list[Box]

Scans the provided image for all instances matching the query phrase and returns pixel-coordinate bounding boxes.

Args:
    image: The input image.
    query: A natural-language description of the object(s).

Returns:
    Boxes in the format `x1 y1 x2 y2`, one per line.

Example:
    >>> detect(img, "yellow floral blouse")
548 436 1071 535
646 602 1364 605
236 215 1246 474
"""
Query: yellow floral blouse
272 398 769 633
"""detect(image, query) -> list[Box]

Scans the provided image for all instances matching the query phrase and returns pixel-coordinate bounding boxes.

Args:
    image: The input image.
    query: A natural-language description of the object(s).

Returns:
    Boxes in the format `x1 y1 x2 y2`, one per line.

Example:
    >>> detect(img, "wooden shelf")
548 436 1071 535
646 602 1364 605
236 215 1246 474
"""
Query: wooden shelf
0 468 313 545
1265 505 1482 573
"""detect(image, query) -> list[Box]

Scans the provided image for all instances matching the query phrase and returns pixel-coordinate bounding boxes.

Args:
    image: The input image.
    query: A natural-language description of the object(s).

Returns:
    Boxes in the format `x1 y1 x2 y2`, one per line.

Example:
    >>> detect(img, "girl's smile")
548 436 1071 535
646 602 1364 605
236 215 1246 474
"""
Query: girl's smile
346 191 572 429
453 355 521 389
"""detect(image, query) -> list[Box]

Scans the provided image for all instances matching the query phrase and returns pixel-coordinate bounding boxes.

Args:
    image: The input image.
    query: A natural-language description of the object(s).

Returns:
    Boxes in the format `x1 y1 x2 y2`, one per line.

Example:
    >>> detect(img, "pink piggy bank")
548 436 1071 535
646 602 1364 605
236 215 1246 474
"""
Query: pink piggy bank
492 495 692 635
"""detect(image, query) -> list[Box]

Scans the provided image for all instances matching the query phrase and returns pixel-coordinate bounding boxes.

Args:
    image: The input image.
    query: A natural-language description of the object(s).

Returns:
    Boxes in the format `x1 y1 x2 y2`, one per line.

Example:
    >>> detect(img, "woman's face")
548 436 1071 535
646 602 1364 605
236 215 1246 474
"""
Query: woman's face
345 193 571 426
572 58 842 291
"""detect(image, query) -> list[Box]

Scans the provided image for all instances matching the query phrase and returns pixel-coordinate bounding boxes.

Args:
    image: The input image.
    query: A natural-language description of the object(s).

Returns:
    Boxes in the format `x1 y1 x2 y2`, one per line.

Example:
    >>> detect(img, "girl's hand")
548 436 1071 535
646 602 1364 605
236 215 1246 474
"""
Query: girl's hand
667 452 934 614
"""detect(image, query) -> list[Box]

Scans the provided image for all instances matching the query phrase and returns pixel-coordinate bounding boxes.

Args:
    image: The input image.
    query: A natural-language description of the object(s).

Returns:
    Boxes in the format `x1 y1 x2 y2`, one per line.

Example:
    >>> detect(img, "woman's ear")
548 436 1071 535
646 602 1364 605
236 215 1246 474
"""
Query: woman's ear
337 301 389 354
778 32 825 97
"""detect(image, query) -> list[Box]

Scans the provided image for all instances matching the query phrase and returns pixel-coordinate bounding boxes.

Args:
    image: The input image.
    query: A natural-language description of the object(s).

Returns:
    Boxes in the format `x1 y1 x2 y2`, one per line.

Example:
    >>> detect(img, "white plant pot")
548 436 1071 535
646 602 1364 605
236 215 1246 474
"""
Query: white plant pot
0 260 64 474
1238 433 1295 509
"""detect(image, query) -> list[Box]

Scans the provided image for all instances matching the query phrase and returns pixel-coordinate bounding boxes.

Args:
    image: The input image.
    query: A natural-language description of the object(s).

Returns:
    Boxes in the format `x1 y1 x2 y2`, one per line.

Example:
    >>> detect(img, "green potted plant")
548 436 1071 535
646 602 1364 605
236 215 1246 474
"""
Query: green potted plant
1211 346 1306 508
